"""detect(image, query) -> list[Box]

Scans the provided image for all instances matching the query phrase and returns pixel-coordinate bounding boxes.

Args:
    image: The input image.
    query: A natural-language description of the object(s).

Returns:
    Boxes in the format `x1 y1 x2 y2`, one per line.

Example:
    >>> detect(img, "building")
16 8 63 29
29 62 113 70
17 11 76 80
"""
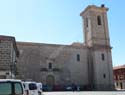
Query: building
1 5 114 90
16 4 114 91
0 35 19 78
113 65 125 89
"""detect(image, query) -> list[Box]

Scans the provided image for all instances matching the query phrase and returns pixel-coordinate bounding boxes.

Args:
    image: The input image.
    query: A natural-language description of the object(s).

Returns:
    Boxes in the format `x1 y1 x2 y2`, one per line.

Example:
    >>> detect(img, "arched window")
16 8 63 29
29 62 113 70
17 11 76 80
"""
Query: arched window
97 15 102 25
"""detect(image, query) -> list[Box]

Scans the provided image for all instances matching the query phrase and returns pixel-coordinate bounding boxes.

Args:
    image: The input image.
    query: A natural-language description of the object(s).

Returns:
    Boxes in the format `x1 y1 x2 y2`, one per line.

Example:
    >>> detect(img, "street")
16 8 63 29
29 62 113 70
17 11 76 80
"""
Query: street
43 91 125 95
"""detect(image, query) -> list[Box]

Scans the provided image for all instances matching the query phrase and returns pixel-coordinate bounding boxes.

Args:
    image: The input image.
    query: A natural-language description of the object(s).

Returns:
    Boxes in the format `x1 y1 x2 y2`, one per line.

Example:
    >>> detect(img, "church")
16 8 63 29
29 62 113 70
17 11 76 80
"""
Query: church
0 5 115 91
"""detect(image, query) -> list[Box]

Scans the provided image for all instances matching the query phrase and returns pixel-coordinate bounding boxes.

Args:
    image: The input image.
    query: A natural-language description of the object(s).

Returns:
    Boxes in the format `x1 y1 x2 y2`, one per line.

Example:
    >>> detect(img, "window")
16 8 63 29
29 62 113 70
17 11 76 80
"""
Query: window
120 82 123 89
97 16 102 25
49 63 52 69
77 54 80 62
0 81 23 95
101 53 105 61
0 82 11 94
29 83 37 90
14 82 23 94
116 82 118 86
103 74 106 78
86 18 88 27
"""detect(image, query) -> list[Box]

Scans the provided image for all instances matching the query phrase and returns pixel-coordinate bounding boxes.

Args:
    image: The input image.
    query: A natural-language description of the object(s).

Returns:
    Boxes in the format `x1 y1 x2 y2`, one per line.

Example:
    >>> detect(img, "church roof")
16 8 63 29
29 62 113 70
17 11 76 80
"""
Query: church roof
71 42 85 47
17 41 87 49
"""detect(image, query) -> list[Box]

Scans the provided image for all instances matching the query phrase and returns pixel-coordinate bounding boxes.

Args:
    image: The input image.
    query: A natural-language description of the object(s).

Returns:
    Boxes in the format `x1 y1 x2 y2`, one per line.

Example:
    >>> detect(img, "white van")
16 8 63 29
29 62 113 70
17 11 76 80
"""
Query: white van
0 79 25 95
23 81 39 95
37 82 42 95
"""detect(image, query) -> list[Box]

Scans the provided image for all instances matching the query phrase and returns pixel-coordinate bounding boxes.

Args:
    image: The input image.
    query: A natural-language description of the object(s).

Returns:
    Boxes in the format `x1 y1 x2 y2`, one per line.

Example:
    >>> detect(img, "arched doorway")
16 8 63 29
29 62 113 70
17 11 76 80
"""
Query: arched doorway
46 75 55 86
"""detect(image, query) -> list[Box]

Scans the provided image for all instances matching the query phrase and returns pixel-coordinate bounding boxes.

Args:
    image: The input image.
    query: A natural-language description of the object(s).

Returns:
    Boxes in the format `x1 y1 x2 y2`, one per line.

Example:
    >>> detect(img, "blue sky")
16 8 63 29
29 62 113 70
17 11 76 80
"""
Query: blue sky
0 0 124 66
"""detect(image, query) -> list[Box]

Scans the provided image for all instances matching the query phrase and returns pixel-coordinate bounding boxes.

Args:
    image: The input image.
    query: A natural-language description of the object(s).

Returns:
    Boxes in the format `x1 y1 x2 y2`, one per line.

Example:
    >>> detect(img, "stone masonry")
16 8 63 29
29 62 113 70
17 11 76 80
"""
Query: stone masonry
0 35 19 78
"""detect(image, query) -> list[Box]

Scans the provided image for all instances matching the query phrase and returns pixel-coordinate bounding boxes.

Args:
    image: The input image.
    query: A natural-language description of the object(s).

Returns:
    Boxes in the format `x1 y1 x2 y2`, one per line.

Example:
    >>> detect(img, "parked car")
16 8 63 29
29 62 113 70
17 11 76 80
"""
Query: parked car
65 86 73 91
0 79 25 95
23 81 39 95
63 84 76 91
42 85 49 91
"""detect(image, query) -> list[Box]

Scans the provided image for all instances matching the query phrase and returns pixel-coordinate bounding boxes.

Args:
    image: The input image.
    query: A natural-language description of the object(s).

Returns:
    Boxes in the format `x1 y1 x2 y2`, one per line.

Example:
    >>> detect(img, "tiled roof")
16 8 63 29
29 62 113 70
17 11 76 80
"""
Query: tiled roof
113 65 125 70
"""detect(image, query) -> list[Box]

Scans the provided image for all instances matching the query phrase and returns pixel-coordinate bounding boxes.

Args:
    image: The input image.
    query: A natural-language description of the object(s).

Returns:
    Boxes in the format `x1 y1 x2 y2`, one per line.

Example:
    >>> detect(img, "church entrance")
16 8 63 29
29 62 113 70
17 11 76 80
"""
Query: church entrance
46 75 55 86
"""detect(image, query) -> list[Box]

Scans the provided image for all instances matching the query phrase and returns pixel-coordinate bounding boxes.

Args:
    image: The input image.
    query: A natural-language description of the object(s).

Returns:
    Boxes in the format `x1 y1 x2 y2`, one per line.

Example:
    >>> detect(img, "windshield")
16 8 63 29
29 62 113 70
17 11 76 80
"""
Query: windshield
29 83 37 90
0 82 23 95
0 82 11 95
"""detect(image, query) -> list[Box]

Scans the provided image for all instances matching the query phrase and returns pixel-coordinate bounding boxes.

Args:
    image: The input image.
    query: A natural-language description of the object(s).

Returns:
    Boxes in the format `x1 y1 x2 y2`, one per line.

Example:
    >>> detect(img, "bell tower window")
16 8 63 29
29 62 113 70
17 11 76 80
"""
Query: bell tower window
97 15 102 25
86 18 88 27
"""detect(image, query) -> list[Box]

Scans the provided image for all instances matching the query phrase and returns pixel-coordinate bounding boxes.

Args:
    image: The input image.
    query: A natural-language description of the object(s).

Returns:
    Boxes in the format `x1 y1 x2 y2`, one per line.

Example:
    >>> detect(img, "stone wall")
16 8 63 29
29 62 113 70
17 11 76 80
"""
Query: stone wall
17 42 89 86
0 35 18 78
0 40 12 71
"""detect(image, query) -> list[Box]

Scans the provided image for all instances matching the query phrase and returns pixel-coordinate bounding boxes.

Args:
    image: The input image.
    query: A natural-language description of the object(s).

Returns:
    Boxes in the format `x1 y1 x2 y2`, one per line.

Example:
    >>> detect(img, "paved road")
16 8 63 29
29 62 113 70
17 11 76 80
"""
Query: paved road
43 91 125 95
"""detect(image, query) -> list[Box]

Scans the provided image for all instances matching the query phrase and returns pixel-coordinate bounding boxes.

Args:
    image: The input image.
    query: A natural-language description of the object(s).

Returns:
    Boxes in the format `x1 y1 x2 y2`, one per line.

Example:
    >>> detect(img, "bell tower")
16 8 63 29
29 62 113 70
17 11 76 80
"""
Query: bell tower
80 5 114 90
80 4 110 47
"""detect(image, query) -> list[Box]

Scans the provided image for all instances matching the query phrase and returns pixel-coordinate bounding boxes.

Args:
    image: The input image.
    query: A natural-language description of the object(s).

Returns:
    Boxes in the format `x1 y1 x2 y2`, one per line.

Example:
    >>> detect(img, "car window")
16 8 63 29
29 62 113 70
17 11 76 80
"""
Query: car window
14 82 23 94
29 83 37 90
0 82 11 94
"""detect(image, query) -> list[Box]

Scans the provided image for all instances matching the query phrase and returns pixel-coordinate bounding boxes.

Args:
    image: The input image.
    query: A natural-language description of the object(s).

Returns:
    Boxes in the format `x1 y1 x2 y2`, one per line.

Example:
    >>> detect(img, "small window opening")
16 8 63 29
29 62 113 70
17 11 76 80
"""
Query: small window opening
101 53 105 61
120 82 123 89
116 82 118 86
97 16 102 25
77 54 80 62
103 74 106 78
86 18 88 27
49 63 52 69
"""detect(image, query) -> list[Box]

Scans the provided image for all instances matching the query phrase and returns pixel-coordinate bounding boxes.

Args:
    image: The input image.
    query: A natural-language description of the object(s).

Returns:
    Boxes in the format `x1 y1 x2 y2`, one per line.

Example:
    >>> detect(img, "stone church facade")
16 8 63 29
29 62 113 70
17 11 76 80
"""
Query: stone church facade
0 5 115 90
16 5 114 90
